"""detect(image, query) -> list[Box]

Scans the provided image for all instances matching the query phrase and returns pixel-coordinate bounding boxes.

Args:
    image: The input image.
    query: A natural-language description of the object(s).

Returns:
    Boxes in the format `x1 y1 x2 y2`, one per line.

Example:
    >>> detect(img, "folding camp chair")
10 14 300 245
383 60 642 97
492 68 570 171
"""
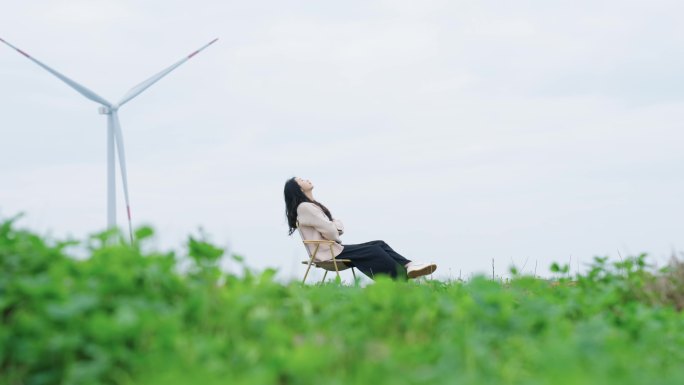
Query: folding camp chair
298 227 357 284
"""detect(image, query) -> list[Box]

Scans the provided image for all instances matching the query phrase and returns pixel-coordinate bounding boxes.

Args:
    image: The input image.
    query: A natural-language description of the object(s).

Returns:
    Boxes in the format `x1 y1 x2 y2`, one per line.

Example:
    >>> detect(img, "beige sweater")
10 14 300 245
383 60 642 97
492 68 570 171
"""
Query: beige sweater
297 202 344 261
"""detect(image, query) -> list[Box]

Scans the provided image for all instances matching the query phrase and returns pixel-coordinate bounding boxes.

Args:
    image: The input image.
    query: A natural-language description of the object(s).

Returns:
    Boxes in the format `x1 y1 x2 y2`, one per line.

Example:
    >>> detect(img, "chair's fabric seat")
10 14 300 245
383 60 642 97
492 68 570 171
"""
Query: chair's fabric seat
301 259 353 271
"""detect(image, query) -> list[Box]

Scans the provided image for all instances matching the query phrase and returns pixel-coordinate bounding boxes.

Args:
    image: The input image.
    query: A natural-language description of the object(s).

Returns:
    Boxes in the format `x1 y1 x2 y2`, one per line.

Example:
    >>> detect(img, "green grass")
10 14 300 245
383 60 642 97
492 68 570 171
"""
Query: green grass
1 216 683 385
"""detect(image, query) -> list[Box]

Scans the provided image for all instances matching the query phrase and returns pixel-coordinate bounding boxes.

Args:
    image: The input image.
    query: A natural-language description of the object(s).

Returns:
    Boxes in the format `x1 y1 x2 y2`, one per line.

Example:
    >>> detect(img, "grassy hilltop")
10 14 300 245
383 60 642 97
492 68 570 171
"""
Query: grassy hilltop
1 217 684 385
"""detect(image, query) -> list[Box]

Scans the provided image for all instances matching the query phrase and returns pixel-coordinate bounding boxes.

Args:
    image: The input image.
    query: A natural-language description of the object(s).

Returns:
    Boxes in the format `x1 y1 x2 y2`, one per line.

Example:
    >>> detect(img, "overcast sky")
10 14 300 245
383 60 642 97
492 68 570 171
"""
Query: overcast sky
2 0 683 281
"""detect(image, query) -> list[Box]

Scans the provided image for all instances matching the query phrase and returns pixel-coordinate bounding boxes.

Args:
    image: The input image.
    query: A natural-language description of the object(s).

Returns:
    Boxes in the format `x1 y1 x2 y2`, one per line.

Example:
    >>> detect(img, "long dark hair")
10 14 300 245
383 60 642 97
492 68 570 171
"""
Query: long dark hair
284 177 333 235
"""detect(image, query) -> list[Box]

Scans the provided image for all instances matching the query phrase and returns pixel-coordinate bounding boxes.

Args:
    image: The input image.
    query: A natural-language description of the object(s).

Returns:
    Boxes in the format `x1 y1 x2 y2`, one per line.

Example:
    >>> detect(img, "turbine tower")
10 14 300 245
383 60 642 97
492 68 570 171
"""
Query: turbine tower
0 37 218 241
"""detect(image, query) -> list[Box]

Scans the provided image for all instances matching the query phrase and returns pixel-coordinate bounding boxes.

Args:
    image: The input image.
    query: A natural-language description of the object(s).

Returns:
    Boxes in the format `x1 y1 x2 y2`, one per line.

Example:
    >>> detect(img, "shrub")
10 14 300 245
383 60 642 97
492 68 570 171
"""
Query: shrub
1 217 684 385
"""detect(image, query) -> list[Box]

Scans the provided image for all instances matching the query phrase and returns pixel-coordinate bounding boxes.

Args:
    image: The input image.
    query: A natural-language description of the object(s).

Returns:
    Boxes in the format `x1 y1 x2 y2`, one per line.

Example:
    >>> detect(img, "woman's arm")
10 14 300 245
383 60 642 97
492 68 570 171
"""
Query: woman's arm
297 203 342 242
333 219 344 235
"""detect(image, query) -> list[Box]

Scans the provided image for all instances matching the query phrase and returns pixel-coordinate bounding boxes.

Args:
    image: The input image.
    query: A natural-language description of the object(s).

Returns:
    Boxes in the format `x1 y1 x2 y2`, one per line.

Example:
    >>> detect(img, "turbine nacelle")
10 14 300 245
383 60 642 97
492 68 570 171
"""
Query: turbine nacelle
98 106 113 115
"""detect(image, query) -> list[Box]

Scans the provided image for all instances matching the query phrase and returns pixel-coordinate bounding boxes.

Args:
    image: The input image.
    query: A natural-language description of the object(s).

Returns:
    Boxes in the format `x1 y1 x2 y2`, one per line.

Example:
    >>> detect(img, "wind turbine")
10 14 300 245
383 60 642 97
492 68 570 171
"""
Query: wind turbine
0 37 218 241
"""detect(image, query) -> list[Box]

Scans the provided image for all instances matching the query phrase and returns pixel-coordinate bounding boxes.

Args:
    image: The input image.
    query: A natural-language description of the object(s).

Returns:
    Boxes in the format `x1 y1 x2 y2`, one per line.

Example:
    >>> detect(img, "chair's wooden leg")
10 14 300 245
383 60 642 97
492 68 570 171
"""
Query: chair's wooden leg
351 267 357 280
321 270 328 283
302 263 313 284
302 244 321 284
333 261 341 280
331 249 341 280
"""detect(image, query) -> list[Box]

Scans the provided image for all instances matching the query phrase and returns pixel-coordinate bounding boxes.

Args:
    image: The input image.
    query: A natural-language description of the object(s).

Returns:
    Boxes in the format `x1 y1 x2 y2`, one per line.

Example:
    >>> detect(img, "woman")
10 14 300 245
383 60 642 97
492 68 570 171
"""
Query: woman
284 177 437 280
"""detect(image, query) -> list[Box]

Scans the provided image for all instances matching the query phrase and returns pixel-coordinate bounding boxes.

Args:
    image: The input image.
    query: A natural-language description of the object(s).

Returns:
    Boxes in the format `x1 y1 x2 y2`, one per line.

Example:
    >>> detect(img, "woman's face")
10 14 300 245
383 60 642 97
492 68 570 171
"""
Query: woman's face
295 177 313 192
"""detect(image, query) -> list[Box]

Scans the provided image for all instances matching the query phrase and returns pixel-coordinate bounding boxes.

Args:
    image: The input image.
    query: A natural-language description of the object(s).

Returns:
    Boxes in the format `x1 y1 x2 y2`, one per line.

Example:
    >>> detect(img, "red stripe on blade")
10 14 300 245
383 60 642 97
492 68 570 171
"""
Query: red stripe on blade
17 49 30 58
188 50 199 58
127 206 131 220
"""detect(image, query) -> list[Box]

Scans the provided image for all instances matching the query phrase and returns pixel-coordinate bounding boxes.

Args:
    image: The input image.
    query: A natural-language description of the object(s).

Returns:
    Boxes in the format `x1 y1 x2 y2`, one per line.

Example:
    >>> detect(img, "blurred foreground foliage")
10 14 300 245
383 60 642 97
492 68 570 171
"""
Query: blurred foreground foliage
1 216 684 385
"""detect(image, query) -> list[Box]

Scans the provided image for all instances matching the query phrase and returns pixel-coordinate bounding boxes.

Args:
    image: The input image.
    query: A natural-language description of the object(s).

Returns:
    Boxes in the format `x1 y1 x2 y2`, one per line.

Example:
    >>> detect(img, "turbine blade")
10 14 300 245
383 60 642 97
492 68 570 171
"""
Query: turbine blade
0 37 112 107
117 38 218 107
111 111 134 242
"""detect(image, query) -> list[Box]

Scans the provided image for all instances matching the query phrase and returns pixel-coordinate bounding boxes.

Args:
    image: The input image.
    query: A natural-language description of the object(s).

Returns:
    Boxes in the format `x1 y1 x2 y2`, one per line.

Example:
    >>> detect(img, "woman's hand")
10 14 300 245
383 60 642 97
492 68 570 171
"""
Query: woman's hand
333 219 344 235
